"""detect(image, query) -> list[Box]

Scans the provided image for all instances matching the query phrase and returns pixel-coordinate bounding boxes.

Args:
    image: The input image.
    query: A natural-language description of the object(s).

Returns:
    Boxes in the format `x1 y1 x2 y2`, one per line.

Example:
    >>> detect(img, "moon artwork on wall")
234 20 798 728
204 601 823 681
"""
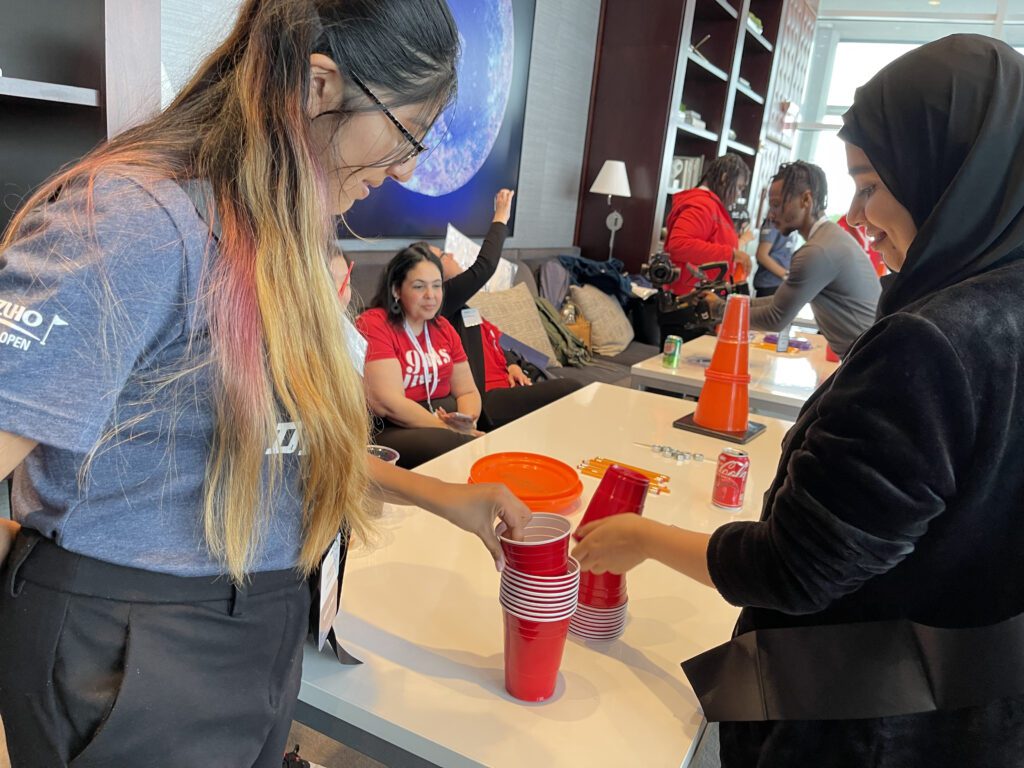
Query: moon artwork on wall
340 0 536 239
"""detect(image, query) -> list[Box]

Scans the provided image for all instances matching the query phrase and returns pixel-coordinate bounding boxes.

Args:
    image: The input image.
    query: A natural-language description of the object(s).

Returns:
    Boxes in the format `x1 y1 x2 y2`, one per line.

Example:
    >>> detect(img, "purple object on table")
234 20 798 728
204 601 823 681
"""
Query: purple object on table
763 334 812 351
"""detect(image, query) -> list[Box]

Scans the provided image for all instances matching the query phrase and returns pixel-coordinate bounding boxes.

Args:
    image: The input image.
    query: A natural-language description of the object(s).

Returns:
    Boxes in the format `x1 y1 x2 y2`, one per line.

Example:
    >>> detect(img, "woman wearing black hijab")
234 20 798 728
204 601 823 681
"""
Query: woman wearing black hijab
573 35 1024 764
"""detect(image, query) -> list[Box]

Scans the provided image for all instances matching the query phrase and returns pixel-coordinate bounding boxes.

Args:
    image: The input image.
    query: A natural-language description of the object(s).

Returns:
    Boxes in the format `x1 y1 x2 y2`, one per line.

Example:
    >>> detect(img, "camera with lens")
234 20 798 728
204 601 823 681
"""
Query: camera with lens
640 252 681 289
640 252 733 332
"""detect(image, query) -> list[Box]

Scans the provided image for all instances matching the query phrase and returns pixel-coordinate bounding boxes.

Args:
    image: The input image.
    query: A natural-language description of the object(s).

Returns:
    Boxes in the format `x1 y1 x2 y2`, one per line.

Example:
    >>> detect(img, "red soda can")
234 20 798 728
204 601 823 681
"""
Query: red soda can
712 448 749 511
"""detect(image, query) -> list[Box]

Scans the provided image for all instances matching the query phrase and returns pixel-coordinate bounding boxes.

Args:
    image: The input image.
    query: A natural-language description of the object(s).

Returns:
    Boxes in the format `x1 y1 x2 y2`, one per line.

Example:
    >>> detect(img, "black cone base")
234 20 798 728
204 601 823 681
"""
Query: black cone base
672 412 766 444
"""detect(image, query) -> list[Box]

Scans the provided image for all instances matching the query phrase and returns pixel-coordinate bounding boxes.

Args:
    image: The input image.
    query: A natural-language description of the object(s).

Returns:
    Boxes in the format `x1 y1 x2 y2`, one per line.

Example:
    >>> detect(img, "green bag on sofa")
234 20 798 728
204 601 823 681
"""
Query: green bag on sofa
535 297 591 368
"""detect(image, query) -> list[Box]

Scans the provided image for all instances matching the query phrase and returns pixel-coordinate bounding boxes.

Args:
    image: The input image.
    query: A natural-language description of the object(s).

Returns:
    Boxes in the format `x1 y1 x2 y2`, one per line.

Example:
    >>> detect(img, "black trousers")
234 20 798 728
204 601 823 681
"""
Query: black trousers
0 529 309 767
754 284 779 297
371 395 478 469
480 378 582 431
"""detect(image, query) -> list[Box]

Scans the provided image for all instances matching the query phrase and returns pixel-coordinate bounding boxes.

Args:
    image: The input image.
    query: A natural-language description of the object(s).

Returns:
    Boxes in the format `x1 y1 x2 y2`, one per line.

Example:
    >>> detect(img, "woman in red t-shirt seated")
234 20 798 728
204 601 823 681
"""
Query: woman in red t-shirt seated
356 244 482 468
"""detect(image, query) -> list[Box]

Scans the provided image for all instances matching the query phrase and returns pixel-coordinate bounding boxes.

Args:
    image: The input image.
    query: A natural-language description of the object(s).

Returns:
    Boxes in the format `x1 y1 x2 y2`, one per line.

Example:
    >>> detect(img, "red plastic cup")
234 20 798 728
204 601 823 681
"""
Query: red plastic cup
503 610 573 702
500 592 578 617
500 560 581 603
497 514 571 576
575 466 649 537
500 582 579 605
577 570 627 609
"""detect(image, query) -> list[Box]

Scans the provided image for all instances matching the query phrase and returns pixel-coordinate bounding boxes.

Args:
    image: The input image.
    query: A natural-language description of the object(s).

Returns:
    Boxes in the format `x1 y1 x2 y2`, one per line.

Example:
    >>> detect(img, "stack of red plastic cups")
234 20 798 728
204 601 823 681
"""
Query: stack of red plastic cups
496 513 580 702
570 465 649 641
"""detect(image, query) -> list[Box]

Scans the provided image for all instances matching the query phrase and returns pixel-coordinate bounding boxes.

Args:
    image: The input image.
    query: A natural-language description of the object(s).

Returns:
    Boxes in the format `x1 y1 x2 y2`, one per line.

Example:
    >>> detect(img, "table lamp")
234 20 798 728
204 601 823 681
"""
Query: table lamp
589 160 631 260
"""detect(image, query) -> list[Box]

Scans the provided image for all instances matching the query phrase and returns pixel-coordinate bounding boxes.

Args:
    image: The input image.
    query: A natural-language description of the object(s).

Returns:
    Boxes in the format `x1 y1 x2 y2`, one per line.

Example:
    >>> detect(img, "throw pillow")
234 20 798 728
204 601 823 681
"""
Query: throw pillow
569 284 634 356
467 282 560 367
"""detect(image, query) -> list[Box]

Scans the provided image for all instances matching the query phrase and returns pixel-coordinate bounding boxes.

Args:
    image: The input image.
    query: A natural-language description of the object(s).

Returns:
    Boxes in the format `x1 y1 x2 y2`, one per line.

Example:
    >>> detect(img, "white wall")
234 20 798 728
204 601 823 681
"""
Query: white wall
504 0 600 249
159 0 601 250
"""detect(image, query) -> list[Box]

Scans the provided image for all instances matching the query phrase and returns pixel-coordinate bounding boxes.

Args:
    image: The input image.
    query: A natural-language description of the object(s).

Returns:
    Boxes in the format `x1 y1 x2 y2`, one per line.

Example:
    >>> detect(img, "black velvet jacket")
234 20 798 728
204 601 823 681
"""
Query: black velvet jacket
708 260 1024 765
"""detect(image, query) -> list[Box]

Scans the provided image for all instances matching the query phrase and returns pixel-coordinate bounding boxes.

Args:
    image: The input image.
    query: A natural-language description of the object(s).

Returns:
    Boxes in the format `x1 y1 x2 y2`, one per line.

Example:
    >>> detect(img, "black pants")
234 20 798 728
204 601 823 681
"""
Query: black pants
0 530 309 767
371 395 476 469
755 284 779 297
480 378 581 430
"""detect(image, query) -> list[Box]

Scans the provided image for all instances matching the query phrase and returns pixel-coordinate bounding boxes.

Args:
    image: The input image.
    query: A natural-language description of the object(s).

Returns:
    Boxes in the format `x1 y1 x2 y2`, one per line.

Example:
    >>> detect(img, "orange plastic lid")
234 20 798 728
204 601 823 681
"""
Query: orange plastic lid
469 452 583 513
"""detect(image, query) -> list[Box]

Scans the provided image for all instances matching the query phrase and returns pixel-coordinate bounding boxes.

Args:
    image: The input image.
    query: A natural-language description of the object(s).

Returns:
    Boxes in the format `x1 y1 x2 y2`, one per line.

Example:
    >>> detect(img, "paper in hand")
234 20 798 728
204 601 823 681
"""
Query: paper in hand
445 223 518 293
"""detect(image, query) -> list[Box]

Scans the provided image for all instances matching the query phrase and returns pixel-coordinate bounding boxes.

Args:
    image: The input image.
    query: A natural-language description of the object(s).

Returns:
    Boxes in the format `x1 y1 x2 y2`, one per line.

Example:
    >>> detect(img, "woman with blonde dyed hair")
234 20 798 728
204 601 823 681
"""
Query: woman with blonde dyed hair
0 0 528 764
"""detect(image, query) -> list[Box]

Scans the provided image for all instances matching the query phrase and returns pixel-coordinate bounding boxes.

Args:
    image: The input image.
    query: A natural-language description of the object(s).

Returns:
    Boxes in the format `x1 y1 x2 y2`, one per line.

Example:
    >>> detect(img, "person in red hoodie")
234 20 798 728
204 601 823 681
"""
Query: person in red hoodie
664 152 754 295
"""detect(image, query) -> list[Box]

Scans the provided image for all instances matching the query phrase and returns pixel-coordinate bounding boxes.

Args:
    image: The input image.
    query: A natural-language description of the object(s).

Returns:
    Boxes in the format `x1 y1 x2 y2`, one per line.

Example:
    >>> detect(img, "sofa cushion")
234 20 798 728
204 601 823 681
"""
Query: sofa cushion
570 284 634 356
468 282 560 367
512 257 540 298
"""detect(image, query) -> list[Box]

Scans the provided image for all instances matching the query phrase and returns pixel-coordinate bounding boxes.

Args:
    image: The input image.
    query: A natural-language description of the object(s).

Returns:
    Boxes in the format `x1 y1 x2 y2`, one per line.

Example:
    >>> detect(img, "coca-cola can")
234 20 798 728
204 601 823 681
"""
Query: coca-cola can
712 448 749 511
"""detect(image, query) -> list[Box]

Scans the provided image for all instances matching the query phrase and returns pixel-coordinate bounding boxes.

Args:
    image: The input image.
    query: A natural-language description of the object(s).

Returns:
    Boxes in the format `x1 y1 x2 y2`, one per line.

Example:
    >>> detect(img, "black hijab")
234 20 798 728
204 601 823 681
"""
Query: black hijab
839 34 1024 317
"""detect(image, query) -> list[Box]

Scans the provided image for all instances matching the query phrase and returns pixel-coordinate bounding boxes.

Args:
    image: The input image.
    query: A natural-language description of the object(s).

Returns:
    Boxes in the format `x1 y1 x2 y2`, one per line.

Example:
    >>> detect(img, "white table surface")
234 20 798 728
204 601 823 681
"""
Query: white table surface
630 333 839 421
299 383 794 768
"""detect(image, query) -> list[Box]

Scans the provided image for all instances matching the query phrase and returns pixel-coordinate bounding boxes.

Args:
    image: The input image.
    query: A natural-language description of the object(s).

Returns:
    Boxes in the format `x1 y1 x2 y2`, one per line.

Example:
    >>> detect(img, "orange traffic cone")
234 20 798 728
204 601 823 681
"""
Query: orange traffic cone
694 295 751 433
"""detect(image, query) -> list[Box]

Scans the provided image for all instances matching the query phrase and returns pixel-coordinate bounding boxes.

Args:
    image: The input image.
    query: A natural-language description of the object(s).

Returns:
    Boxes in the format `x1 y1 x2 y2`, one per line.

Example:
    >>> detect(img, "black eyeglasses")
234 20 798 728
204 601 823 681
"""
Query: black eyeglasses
349 73 428 165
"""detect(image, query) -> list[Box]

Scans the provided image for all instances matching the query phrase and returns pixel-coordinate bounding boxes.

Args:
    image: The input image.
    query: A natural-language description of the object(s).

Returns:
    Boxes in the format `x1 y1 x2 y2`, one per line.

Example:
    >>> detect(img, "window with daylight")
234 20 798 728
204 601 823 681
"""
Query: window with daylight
813 42 918 216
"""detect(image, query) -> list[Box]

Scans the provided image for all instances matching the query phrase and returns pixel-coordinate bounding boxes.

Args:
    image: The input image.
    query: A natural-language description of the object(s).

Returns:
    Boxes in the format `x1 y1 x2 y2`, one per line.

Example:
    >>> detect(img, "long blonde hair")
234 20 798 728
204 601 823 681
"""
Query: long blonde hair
1 0 459 581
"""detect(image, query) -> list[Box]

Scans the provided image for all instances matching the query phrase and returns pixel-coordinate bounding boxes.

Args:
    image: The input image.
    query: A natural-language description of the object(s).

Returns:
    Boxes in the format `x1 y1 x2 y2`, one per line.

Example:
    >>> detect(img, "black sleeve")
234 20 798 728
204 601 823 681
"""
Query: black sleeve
440 221 509 321
707 313 976 615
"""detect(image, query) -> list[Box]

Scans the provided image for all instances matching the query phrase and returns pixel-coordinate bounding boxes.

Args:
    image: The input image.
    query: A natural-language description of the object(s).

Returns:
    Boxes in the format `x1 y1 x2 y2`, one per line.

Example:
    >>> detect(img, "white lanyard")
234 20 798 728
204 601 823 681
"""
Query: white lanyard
403 320 439 410
808 215 829 240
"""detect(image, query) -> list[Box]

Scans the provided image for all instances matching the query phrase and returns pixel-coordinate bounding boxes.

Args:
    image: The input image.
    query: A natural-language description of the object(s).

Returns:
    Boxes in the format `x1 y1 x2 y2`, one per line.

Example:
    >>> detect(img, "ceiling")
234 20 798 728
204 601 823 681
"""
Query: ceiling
819 0 1023 21
817 0 1024 44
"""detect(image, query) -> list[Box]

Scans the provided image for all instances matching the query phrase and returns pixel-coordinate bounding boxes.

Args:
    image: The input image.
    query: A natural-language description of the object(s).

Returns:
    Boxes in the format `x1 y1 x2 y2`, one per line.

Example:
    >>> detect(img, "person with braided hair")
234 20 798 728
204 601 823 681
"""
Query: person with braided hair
664 152 754 295
708 160 881 356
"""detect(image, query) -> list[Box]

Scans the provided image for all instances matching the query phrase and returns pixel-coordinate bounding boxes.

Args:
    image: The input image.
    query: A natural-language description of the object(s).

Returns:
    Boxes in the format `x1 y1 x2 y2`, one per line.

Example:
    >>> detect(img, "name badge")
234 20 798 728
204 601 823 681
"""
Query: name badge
317 533 342 651
461 307 482 328
342 315 368 377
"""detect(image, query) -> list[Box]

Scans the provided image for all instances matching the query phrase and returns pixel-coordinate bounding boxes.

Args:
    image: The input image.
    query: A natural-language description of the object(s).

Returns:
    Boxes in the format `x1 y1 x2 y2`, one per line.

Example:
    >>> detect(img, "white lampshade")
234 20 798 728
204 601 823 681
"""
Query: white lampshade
589 160 631 199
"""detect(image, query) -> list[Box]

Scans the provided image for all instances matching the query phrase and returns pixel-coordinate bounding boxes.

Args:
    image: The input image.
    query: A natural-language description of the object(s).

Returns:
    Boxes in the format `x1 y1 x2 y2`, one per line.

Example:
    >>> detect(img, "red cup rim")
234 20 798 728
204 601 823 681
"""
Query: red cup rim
500 597 578 616
501 573 581 589
497 514 571 548
571 609 626 622
571 619 625 628
571 618 626 627
503 603 577 622
573 606 626 618
500 582 580 599
502 557 580 582
500 581 580 598
501 588 579 604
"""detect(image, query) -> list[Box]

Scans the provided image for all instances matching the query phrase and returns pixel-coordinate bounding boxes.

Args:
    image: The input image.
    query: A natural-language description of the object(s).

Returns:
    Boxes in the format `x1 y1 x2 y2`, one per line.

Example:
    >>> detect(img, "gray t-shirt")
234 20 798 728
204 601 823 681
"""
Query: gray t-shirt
748 220 882 356
0 171 304 576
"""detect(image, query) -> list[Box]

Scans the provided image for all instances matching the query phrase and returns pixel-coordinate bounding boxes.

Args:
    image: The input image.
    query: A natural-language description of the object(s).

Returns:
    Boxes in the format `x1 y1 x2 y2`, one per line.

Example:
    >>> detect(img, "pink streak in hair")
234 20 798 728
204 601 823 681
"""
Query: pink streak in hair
209 202 266 426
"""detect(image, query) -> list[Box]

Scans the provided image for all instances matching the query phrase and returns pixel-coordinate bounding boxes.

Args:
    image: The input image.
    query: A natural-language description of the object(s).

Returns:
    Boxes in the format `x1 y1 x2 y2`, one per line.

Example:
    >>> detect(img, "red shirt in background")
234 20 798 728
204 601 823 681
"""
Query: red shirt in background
356 308 467 402
664 188 739 293
480 318 511 391
838 214 888 277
